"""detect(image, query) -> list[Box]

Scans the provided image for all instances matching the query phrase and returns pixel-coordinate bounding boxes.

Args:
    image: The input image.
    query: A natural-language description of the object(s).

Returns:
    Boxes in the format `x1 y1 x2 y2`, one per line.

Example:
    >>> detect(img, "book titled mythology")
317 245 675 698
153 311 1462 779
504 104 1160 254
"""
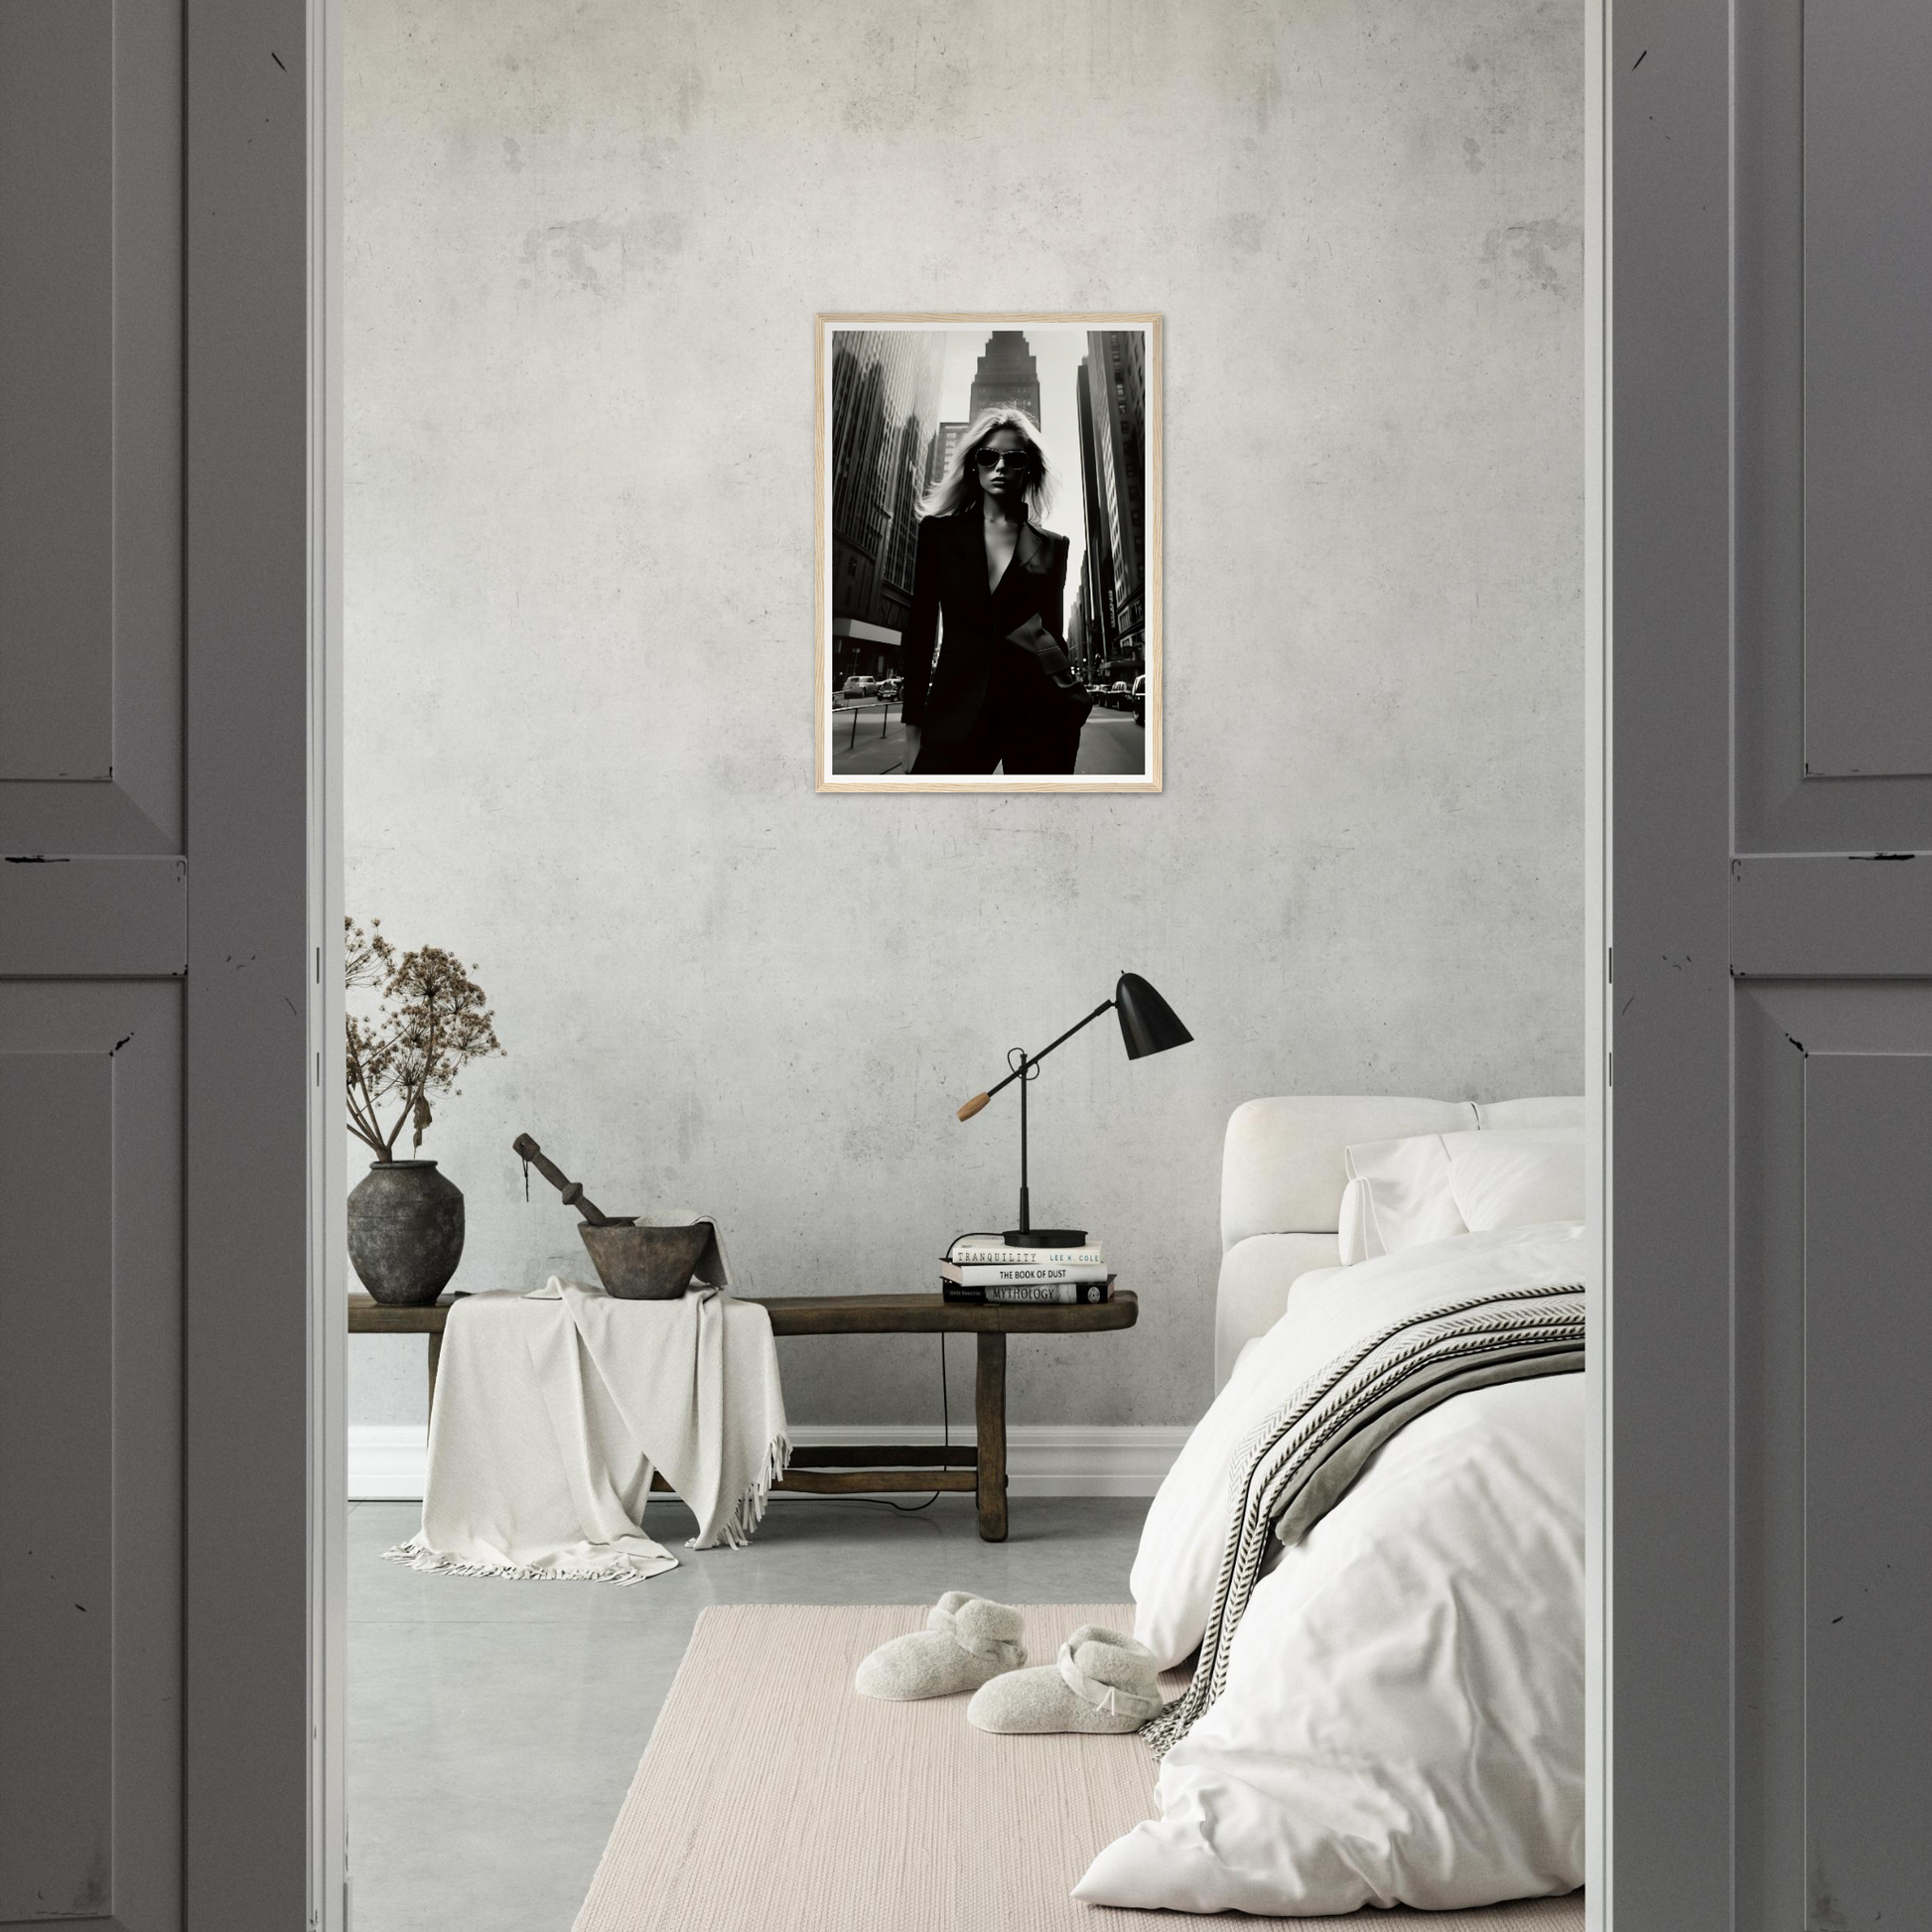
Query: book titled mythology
940 1277 1115 1306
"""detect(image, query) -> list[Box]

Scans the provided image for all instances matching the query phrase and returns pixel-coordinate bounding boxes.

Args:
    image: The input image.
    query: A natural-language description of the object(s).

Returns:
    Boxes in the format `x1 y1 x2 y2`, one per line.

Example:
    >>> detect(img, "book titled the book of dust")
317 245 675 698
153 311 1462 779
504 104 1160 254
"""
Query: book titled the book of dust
939 1259 1111 1287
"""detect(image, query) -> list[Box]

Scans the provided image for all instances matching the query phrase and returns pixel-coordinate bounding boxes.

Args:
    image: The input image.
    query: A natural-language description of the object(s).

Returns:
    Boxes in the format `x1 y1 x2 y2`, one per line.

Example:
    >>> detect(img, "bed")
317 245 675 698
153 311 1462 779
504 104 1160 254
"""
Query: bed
1213 1093 1584 1387
1077 1093 1587 1918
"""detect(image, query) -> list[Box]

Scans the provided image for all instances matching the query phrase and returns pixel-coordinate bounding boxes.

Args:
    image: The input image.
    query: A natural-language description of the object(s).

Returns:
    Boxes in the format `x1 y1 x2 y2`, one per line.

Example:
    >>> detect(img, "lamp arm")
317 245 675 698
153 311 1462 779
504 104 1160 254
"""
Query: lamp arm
957 999 1115 1120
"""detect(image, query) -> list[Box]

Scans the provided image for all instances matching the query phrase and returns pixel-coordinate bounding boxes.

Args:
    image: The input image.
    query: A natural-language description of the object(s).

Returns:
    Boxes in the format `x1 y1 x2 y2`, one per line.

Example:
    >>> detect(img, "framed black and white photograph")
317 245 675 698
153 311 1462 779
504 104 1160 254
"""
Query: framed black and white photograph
815 314 1161 792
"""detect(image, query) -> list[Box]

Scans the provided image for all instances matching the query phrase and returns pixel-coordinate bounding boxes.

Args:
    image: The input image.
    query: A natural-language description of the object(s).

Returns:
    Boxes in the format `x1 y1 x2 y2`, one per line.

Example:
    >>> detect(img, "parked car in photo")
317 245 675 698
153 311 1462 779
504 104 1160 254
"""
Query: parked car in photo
1129 674 1147 723
878 677 901 702
839 675 880 706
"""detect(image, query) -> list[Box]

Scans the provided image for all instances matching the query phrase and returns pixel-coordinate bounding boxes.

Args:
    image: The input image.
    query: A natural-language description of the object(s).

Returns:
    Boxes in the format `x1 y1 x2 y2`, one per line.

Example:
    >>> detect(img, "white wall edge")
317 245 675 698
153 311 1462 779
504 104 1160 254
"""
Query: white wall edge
1584 0 1609 1923
346 1421 1186 1502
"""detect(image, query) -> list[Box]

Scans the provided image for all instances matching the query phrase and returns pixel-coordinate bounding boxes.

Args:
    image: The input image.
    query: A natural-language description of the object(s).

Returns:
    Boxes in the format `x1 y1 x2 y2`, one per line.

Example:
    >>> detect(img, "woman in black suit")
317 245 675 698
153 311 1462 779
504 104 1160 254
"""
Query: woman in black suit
899 409 1090 776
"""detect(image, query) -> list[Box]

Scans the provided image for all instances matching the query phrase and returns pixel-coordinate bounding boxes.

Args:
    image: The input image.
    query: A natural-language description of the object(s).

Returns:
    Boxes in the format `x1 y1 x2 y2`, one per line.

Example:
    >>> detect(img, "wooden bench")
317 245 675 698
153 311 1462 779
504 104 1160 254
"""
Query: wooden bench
348 1288 1139 1542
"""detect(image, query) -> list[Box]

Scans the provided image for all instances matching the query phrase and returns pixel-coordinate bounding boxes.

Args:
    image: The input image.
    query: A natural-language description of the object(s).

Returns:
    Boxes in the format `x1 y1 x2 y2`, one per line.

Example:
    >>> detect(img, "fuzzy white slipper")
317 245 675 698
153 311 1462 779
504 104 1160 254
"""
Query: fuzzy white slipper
966 1623 1164 1734
854 1591 1028 1702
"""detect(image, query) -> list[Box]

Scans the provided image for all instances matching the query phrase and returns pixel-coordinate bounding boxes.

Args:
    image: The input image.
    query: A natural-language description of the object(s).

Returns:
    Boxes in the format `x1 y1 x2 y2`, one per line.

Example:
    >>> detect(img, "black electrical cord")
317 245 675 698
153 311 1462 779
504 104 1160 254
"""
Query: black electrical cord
798 1331 951 1516
867 1330 949 1513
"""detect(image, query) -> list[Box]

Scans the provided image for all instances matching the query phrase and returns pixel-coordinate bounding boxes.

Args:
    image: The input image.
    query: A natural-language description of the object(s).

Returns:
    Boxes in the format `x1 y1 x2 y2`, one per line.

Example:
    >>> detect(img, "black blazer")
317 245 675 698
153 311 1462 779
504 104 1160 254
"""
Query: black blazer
899 511 1071 741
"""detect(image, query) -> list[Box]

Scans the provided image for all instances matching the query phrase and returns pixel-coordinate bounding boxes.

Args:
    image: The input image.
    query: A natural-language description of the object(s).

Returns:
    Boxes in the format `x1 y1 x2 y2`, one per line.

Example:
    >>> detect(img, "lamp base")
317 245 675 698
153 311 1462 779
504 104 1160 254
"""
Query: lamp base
1003 1226 1088 1247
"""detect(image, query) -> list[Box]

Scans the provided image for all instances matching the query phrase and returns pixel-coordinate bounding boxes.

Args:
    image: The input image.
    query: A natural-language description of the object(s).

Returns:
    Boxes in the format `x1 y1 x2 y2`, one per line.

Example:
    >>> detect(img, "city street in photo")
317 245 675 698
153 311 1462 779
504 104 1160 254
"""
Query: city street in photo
827 692 1151 779
816 317 1160 791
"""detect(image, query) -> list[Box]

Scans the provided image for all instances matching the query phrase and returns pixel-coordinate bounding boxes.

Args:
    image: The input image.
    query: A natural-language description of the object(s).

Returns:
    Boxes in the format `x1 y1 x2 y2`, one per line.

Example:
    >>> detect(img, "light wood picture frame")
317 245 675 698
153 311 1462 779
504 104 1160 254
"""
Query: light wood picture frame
815 313 1162 793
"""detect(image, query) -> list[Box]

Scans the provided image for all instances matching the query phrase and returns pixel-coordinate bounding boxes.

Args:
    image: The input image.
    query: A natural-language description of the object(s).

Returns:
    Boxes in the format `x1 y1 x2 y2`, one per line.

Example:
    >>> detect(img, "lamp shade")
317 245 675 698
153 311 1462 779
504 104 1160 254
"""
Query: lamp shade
1114 973 1193 1059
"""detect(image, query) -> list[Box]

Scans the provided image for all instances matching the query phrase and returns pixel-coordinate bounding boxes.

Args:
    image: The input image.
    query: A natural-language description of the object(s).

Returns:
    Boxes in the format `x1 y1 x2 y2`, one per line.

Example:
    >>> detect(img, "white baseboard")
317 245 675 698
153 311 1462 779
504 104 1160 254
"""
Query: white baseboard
346 1421 1186 1503
346 1425 436 1501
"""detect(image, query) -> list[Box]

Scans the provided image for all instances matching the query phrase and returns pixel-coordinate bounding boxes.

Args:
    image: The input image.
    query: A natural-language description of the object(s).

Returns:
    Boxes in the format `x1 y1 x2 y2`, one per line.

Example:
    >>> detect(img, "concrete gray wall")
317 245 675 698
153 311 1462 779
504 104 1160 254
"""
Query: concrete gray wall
345 0 1583 1431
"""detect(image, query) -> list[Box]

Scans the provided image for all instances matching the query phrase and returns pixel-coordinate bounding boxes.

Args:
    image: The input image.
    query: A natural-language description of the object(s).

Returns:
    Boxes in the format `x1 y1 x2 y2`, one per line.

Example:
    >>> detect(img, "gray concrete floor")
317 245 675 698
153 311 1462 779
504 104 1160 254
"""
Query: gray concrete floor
348 1493 1148 1932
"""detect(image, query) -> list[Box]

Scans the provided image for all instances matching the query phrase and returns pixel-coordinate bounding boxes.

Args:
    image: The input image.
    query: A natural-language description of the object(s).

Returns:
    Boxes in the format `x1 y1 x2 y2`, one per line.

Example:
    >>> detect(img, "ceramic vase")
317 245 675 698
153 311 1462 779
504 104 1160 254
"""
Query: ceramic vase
347 1160 465 1306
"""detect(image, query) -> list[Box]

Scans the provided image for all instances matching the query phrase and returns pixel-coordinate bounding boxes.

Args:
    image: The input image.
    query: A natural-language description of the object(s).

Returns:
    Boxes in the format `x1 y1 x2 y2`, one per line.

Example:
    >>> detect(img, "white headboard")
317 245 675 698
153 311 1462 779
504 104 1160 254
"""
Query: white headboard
1214 1094 1583 1388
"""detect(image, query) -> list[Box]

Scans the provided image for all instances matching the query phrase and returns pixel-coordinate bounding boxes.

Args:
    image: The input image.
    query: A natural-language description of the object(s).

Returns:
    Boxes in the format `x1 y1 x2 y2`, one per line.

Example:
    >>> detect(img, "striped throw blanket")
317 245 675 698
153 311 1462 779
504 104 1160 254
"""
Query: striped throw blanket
1142 1282 1585 1757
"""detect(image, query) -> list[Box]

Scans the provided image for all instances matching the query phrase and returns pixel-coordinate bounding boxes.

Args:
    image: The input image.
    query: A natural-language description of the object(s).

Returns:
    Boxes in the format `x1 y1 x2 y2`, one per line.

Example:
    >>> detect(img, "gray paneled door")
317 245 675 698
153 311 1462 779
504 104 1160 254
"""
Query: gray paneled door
2 5 188 1923
2 0 330 1927
1615 0 1932 1925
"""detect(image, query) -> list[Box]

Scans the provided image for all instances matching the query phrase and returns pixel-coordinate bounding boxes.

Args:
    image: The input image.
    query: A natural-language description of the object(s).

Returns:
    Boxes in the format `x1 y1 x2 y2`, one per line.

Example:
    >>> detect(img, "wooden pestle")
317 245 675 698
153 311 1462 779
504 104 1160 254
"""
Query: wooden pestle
511 1133 626 1227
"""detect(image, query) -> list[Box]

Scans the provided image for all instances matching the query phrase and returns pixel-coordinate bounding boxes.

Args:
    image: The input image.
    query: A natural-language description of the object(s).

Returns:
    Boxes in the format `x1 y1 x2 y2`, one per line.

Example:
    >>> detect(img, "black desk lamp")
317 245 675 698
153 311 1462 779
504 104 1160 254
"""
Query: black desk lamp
956 972 1193 1246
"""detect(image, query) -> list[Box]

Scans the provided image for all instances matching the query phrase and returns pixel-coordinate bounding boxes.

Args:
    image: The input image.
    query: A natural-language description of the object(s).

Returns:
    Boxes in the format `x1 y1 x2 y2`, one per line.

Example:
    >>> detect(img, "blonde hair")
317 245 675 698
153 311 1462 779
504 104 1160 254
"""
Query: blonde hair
920 407 1057 522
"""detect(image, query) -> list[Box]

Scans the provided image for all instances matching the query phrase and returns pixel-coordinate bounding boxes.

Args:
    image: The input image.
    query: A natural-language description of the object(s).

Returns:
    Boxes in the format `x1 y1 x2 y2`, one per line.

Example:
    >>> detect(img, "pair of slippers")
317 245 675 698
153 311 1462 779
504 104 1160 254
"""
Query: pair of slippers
854 1590 1165 1734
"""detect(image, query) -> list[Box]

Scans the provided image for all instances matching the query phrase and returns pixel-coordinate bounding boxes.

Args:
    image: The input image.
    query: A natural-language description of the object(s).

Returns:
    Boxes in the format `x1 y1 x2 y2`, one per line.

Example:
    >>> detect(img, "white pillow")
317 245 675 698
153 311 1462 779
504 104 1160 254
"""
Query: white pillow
1442 1127 1583 1231
1340 1134 1464 1260
1337 1127 1584 1263
1336 1177 1374 1266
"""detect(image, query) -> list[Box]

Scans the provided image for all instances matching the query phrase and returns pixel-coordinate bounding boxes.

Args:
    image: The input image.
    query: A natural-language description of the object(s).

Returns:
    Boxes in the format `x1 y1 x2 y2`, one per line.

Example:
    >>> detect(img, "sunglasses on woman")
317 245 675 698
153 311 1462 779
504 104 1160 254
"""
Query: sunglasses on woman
975 449 1032 472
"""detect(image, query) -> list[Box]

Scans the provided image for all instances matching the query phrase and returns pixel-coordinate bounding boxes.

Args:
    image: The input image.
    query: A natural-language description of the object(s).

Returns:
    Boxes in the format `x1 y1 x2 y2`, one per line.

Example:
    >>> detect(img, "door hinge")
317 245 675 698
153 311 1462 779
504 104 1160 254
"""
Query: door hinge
1605 945 1612 984
1606 1049 1613 1088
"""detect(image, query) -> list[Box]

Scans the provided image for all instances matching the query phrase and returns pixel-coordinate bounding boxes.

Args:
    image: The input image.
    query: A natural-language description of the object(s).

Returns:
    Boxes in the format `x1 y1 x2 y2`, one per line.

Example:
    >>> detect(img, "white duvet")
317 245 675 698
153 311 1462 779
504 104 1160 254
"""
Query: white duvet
1077 1223 1585 1917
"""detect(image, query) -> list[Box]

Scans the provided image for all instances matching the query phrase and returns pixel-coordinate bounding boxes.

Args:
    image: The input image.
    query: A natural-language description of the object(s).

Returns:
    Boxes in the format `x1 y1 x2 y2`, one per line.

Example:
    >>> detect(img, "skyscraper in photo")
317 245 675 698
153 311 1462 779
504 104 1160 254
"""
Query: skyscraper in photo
1067 573 1090 670
1073 330 1147 670
967 331 1041 426
926 420 968 488
1074 354 1119 667
828 330 944 677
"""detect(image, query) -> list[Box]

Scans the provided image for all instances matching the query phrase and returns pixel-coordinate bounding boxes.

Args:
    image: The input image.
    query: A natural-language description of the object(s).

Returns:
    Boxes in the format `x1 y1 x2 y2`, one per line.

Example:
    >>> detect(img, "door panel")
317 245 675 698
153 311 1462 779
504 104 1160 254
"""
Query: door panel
1733 986 1932 1929
1734 0 1932 849
1801 3 1932 778
0 986 183 1931
1800 1051 1932 1923
1619 0 1932 1918
1731 856 1932 977
0 1052 113 1920
1735 24 1932 1922
0 858 188 978
0 0 182 856
0 0 114 781
2 2 192 1925
3 0 328 1921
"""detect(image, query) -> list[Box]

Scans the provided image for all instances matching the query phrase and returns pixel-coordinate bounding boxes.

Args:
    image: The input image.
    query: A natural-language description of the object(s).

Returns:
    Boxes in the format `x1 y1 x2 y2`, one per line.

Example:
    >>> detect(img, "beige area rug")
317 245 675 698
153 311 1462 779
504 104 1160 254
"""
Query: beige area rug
574 1603 1586 1932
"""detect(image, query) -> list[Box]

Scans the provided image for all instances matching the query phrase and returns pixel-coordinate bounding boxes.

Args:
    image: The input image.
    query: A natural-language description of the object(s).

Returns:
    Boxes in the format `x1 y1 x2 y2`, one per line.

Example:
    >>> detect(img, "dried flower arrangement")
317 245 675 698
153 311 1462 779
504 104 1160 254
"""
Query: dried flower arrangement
345 916 503 1161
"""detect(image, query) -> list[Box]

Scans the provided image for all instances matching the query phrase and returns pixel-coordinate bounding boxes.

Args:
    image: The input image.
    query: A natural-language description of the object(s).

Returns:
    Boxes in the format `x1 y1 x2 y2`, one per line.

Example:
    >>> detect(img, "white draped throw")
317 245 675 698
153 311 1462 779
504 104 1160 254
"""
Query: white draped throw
385 1277 790 1585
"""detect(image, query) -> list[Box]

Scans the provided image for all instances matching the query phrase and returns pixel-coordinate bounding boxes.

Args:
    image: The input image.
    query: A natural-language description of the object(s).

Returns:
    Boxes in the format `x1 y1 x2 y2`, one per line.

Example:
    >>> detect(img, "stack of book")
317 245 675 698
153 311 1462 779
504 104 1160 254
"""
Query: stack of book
939 1233 1113 1305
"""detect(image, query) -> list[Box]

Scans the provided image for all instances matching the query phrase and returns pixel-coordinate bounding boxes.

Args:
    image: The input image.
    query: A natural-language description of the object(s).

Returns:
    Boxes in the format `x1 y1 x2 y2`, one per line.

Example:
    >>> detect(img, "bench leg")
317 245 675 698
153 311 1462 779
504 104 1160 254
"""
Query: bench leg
975 1331 1008 1542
